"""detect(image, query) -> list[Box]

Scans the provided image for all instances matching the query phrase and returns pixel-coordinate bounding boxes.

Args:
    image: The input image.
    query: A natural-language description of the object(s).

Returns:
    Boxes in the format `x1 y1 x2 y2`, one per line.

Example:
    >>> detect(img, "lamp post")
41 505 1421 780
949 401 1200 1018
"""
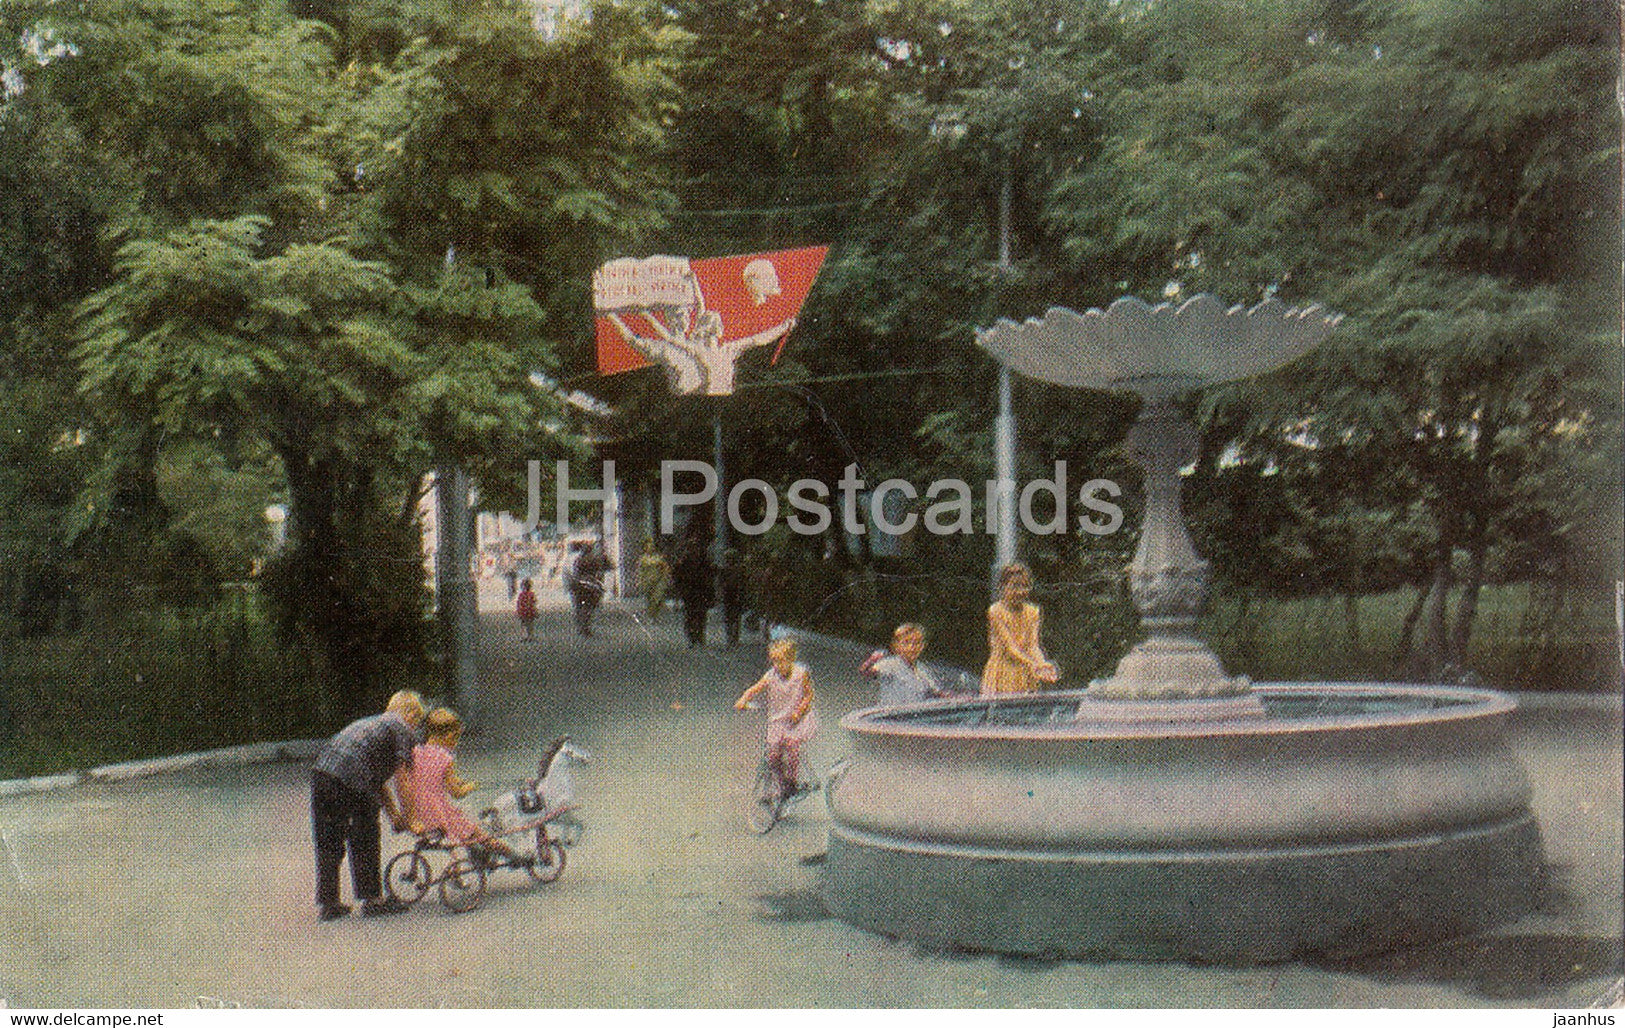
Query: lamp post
435 466 478 712
991 167 1018 588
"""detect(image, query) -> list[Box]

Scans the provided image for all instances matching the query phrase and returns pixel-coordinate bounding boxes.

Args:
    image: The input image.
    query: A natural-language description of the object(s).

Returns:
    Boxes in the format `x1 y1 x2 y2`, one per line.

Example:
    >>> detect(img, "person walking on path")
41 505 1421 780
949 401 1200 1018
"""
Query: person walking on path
674 543 715 649
981 563 1059 696
310 690 425 921
568 541 612 637
868 623 952 706
636 541 671 622
718 547 746 648
743 548 780 642
515 578 538 640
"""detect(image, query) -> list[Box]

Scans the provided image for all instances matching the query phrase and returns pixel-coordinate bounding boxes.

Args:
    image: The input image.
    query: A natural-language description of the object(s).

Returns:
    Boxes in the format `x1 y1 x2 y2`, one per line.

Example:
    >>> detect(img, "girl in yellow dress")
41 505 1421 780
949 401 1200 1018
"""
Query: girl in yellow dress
636 541 671 621
981 563 1060 695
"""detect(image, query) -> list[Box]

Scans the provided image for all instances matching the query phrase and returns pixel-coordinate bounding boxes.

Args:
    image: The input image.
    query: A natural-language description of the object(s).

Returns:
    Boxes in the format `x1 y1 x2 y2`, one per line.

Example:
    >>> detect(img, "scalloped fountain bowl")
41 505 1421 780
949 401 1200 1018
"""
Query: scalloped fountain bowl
820 683 1545 964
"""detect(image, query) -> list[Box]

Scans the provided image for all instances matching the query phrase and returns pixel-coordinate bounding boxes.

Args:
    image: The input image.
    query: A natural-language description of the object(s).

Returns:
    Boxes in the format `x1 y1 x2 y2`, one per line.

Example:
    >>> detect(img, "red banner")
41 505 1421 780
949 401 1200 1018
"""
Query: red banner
594 246 828 393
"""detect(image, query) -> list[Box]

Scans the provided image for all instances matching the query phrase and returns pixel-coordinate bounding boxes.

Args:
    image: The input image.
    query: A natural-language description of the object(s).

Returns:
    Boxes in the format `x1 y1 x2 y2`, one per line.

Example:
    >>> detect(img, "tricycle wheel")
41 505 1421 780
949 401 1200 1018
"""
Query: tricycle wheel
528 836 566 883
385 850 431 905
439 857 487 913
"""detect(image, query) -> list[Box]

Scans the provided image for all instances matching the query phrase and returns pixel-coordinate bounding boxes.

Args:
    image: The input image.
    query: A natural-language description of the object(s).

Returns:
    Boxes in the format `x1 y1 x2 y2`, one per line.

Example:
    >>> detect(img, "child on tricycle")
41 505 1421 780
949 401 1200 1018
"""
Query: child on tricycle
402 708 524 862
385 717 587 912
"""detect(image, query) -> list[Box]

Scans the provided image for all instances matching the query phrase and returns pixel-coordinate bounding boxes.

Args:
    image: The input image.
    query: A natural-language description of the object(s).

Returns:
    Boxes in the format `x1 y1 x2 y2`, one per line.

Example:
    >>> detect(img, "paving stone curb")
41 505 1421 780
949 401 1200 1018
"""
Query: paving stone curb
2 621 1614 799
768 624 874 656
0 739 324 798
1512 689 1624 712
0 773 84 798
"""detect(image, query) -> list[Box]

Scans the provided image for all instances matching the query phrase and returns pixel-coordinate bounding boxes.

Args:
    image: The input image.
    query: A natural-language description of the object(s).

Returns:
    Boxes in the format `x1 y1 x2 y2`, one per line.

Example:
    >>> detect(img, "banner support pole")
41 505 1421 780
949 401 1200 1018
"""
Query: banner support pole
712 410 728 562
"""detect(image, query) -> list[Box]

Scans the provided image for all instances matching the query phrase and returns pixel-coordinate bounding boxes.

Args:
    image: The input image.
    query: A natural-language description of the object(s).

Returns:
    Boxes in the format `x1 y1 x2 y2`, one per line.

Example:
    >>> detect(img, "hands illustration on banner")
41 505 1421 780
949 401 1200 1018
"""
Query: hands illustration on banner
604 308 797 396
593 246 827 396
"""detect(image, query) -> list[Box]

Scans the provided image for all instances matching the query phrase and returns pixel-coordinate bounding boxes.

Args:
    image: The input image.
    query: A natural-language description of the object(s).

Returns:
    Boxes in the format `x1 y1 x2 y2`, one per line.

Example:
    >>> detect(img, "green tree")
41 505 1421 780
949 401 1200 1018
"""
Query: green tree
1083 0 1621 677
1278 0 1619 676
54 0 683 710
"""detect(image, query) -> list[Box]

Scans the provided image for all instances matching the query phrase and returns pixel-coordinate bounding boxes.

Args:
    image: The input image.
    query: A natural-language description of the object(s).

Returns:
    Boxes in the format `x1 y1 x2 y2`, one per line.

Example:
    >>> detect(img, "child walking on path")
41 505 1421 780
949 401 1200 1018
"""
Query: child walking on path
400 708 522 861
636 541 671 622
515 578 538 640
734 637 818 796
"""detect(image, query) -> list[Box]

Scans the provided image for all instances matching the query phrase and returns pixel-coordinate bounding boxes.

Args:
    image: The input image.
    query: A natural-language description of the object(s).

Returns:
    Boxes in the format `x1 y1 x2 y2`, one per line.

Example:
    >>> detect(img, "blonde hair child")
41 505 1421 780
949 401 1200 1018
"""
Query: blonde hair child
734 637 818 795
403 707 520 859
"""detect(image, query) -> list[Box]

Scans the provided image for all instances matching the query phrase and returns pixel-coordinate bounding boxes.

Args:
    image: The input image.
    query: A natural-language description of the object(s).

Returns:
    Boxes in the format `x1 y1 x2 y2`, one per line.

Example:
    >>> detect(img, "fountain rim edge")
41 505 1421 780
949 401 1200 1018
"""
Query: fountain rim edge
838 682 1518 741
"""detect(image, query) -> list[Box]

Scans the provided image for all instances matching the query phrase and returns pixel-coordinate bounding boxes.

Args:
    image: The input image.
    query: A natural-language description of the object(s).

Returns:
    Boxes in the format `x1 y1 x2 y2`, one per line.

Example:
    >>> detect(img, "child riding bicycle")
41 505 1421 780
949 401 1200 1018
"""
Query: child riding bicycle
734 636 818 798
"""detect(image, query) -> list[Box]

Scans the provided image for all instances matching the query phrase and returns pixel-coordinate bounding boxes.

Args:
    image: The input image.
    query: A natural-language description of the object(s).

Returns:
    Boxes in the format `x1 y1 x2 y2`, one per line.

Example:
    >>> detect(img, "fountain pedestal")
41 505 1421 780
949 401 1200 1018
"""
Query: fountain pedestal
973 296 1342 715
1086 397 1260 715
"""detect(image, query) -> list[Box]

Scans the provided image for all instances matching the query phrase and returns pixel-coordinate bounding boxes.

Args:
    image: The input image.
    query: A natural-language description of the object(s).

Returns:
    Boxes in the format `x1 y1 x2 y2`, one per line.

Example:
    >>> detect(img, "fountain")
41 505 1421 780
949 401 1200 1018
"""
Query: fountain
820 295 1544 964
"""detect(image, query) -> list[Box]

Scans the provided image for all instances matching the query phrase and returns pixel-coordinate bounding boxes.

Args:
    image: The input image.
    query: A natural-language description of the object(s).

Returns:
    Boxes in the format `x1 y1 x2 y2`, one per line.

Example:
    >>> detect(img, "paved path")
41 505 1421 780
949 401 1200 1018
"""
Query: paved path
1 582 1620 1008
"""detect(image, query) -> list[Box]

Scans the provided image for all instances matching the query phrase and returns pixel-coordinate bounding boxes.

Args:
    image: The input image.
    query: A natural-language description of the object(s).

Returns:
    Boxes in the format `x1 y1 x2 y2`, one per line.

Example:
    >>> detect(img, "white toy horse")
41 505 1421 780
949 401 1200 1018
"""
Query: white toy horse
482 736 590 850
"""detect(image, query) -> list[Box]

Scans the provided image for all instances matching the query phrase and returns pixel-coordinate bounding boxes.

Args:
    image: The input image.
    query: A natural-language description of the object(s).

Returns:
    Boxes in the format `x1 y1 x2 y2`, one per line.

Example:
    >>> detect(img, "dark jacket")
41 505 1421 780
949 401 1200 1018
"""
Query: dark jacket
674 551 714 608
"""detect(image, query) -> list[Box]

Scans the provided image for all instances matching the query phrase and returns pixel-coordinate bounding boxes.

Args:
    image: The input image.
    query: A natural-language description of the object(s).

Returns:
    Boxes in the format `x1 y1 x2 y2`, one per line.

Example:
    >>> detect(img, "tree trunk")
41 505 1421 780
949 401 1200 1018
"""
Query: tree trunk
1451 535 1488 667
1397 583 1428 666
273 447 374 717
82 425 171 622
398 471 430 531
1421 542 1456 678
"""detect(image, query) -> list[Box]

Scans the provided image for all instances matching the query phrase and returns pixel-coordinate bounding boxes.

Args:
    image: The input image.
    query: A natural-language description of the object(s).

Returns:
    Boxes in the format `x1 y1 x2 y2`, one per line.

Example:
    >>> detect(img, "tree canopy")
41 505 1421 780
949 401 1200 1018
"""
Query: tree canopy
1 0 1617 706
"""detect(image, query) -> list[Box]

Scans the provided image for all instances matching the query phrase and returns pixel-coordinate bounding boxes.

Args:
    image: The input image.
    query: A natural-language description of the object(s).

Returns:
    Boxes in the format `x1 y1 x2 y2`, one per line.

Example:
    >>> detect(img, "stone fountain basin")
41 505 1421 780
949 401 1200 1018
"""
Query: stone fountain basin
820 683 1545 964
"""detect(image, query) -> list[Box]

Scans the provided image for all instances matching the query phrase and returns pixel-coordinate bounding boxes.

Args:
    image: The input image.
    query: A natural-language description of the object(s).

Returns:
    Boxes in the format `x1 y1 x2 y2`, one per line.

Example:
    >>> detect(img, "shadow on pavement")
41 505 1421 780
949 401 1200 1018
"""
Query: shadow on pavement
1324 933 1623 1001
995 953 1066 973
754 889 831 923
1539 863 1593 921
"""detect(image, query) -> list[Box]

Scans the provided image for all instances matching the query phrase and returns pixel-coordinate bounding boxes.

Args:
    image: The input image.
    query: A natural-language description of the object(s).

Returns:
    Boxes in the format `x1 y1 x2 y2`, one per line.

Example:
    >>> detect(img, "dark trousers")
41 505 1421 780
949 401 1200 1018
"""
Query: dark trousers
722 600 743 648
571 587 601 635
683 601 707 647
311 770 382 908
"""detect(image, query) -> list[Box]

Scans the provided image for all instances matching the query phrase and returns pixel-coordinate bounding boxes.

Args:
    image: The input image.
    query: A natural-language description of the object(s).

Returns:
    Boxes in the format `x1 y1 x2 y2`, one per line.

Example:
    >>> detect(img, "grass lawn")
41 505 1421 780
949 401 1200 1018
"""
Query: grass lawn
0 586 339 777
1201 582 1620 690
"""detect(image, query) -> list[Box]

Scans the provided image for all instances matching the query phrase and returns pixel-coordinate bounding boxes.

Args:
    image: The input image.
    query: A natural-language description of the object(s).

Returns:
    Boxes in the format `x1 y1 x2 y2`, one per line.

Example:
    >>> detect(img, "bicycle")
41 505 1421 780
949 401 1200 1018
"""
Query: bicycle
739 701 818 834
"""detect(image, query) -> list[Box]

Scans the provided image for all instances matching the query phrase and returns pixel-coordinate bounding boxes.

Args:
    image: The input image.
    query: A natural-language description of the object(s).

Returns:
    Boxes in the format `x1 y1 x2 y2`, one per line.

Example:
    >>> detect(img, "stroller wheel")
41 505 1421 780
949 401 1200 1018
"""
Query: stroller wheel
439 858 487 913
385 851 431 905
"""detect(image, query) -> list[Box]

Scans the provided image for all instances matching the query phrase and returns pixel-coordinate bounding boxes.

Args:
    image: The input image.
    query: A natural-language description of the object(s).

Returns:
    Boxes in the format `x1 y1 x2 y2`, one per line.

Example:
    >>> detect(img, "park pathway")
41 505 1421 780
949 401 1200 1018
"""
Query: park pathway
0 583 1620 1008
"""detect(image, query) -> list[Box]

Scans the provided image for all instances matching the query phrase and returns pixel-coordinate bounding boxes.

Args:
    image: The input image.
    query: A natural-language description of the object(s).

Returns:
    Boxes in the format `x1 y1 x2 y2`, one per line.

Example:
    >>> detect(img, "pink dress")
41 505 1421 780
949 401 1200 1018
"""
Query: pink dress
407 742 483 844
758 663 818 751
